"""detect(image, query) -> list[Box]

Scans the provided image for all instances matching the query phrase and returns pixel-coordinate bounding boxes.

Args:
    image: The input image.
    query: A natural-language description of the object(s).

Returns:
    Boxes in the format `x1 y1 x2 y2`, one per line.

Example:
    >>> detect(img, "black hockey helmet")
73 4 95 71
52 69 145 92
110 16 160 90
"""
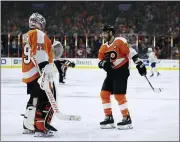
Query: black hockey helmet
101 25 115 34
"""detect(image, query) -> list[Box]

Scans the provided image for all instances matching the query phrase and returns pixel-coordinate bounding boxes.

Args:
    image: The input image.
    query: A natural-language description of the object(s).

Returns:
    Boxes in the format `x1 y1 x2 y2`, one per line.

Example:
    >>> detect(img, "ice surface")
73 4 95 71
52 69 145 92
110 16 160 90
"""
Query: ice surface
1 68 179 141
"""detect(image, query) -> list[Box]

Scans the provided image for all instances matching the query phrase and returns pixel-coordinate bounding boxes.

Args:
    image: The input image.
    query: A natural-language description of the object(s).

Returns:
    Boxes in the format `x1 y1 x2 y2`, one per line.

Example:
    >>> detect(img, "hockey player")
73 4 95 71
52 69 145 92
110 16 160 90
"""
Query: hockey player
63 61 76 79
52 40 75 84
147 48 160 77
98 25 146 130
22 12 57 137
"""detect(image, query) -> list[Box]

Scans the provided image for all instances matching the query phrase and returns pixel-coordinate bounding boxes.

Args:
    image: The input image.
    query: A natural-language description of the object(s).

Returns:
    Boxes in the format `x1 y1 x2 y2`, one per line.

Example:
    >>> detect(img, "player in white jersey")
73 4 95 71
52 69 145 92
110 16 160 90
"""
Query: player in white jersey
147 48 160 77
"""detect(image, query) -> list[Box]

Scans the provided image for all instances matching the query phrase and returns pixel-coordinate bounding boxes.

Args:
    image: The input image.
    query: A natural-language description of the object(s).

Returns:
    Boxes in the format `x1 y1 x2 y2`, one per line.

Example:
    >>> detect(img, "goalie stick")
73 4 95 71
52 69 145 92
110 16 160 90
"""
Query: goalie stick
24 36 81 121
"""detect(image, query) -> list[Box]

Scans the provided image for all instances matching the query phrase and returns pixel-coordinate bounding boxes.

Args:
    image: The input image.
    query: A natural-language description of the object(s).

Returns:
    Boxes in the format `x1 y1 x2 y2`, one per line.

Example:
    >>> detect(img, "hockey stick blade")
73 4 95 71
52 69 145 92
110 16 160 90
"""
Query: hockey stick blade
56 113 81 121
144 75 162 93
21 114 25 116
153 88 161 93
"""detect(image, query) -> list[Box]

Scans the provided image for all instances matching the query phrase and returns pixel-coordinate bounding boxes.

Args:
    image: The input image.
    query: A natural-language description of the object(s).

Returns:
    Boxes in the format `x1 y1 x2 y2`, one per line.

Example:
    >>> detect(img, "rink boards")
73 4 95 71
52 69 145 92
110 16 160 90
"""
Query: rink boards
1 58 179 70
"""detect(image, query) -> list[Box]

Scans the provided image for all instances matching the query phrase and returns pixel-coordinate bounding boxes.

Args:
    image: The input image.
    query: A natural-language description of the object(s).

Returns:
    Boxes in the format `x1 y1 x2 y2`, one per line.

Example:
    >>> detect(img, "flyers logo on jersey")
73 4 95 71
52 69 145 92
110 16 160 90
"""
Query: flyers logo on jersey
110 51 117 60
105 51 118 62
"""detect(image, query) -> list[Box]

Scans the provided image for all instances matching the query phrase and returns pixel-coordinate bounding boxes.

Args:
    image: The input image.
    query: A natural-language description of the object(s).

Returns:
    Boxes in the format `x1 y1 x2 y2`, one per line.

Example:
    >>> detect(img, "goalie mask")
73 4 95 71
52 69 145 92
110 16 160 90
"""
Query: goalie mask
52 41 64 59
29 12 46 30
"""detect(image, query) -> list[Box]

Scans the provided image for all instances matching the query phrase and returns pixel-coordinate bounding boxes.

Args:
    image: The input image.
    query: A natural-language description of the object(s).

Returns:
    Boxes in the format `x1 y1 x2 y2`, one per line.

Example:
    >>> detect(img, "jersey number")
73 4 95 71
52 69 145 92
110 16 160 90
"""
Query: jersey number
23 44 31 64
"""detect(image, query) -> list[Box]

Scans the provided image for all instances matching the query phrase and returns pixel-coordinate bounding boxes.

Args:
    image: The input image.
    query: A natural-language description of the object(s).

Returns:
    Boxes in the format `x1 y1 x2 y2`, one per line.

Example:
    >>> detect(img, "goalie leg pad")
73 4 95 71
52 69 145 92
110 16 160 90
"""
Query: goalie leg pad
23 98 37 132
23 105 36 131
35 103 55 132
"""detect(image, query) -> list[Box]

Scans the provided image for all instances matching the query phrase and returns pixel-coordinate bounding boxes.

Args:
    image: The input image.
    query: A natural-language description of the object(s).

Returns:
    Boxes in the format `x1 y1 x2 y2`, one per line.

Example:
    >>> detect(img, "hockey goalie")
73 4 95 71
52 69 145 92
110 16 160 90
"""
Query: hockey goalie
22 12 57 137
22 13 80 137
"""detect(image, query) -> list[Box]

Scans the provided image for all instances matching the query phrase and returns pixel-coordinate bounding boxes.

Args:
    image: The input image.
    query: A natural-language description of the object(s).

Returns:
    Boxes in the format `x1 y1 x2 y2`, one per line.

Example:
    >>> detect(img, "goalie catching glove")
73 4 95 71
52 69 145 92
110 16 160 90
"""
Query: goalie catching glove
38 63 54 90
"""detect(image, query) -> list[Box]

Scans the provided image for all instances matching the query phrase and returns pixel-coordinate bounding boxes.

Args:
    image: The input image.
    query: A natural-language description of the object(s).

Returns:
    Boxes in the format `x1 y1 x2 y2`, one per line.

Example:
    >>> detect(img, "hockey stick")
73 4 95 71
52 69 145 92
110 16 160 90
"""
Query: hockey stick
144 75 161 93
23 36 81 121
156 60 161 64
31 56 81 121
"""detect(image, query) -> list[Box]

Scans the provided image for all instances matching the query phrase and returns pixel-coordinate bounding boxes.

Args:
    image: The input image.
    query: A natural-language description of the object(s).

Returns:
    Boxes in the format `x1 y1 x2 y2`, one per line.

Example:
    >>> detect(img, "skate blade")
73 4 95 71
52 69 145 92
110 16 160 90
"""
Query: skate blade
117 124 133 130
34 131 54 137
23 129 35 134
100 123 116 129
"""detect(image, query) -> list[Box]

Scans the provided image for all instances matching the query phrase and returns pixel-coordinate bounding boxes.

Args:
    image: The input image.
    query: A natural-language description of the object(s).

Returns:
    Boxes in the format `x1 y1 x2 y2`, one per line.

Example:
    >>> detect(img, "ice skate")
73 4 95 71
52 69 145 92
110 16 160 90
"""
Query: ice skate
34 130 54 137
59 80 65 84
117 115 133 130
23 124 35 134
45 123 58 132
23 128 35 134
100 114 115 129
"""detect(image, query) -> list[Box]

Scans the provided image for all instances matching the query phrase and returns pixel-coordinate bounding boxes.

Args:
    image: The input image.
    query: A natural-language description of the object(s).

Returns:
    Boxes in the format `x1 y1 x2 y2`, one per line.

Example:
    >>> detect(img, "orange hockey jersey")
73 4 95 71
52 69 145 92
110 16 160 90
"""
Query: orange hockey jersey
98 37 130 69
22 29 53 83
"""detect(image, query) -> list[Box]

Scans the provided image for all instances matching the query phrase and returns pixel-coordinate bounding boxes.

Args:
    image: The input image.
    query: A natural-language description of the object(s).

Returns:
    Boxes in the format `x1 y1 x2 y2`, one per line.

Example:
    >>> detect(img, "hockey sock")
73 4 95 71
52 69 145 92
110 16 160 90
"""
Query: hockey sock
100 91 112 116
114 94 129 117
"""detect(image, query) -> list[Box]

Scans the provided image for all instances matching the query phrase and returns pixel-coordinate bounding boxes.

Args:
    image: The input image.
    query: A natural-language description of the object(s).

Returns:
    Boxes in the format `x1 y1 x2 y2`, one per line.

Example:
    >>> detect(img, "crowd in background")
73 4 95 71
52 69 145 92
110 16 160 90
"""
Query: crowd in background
1 1 180 59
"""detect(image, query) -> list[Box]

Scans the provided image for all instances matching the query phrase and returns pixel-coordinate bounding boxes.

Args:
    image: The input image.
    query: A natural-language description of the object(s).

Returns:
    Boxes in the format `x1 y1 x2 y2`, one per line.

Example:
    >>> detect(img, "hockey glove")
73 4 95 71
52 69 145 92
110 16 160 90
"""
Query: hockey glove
38 63 54 90
136 61 147 76
98 60 112 72
132 54 147 76
69 62 76 68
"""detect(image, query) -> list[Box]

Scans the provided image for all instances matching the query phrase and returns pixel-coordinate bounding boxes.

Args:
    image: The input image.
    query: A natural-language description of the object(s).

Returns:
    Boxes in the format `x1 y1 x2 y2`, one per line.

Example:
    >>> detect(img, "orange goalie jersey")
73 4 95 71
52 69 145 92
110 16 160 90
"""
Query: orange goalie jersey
22 29 53 83
98 37 130 69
